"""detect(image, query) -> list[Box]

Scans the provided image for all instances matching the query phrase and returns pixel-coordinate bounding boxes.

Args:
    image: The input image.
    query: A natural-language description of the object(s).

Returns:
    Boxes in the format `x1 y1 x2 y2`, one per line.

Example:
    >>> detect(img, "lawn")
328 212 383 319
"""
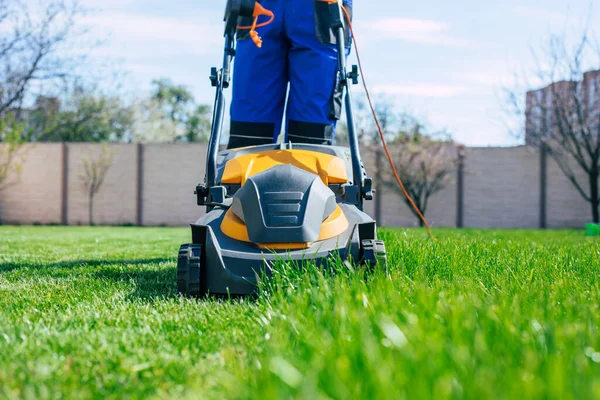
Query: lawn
0 227 599 399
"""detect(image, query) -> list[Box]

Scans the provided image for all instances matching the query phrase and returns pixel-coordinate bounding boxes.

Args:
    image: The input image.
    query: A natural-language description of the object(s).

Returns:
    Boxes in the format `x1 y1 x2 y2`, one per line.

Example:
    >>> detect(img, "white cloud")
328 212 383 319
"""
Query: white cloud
457 72 500 87
513 6 565 23
455 71 518 88
365 18 470 47
372 83 469 97
80 0 135 9
126 63 170 75
82 12 222 58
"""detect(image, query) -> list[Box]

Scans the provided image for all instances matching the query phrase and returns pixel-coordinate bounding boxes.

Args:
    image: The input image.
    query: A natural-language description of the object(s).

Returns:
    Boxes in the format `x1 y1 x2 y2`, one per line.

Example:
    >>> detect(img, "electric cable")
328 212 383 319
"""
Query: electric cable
340 5 437 240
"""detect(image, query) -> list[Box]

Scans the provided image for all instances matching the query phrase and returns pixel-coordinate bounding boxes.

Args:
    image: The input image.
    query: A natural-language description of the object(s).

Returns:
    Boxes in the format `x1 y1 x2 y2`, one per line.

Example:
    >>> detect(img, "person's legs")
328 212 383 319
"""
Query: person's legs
284 0 352 145
229 0 288 149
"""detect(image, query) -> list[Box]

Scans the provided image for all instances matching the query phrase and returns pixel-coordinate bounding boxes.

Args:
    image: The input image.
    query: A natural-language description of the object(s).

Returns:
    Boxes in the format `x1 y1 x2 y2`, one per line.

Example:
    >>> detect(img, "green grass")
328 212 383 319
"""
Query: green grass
0 227 599 399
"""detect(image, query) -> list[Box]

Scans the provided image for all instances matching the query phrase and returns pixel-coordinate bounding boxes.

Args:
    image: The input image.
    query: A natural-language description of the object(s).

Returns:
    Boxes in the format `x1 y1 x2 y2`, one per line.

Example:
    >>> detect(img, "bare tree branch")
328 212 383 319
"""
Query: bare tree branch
510 25 600 222
374 112 458 226
0 0 83 116
80 145 113 225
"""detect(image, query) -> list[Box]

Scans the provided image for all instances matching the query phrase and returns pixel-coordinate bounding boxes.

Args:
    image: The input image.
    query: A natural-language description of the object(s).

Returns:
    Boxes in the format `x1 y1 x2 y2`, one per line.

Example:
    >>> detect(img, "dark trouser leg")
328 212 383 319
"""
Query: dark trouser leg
228 121 276 149
287 121 334 146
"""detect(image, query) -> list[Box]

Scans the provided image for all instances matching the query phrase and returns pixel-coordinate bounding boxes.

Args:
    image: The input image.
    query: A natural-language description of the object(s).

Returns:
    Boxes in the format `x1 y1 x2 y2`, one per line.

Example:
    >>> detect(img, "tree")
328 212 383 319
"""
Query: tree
507 28 600 223
0 0 83 117
351 95 456 226
354 96 398 225
380 116 457 227
185 104 211 143
152 79 195 123
0 113 26 191
132 79 211 143
29 86 134 142
81 145 113 226
356 96 398 146
131 98 183 143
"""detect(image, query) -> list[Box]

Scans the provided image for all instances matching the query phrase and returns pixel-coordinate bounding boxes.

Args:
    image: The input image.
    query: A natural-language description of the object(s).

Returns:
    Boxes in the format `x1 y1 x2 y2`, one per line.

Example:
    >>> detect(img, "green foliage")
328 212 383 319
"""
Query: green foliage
0 114 26 190
17 80 211 144
152 79 195 122
185 104 211 143
0 227 598 399
30 88 135 142
392 113 453 146
147 79 211 143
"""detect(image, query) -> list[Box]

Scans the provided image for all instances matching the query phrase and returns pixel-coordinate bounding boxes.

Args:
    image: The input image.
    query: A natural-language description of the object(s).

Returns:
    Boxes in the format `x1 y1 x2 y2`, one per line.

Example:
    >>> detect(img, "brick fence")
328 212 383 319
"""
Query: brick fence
0 143 591 228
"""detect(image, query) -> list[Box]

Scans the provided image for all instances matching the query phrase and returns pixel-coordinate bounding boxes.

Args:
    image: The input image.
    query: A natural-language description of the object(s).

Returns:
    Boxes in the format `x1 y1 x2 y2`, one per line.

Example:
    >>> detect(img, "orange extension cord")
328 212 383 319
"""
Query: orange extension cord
339 5 436 240
239 1 436 240
236 3 275 48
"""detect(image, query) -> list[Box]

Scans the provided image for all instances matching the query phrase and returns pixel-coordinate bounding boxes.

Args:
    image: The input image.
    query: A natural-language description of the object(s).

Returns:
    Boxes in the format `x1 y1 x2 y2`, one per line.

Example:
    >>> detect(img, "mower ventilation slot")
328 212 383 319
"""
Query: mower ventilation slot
264 191 304 227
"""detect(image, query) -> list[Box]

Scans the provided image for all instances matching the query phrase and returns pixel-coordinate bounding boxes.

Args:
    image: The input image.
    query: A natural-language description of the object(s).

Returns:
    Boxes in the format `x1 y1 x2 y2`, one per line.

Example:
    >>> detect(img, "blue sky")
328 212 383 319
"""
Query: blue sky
80 0 600 146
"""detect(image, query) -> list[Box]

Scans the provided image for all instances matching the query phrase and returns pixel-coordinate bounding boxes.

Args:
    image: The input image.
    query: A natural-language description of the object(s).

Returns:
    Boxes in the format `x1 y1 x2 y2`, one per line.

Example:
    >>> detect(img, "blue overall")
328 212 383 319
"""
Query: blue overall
228 0 353 149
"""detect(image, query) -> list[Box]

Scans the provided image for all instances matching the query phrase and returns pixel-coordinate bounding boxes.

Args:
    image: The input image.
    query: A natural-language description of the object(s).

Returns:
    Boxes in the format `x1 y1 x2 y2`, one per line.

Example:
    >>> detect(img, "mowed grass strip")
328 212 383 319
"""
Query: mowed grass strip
0 227 598 399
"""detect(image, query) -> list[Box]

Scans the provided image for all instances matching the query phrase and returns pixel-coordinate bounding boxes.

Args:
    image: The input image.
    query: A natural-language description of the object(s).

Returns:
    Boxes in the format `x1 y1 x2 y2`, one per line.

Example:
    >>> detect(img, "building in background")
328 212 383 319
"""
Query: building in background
526 69 600 146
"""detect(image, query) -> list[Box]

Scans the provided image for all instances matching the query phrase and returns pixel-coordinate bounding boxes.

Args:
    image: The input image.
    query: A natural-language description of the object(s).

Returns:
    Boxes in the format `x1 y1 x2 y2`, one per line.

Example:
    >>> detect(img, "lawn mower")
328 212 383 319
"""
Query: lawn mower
177 0 387 297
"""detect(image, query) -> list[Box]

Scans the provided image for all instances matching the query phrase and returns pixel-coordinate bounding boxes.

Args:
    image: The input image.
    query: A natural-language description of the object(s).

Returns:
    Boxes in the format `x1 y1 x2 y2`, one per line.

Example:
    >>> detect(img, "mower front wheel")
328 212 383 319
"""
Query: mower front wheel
177 244 205 298
360 239 388 273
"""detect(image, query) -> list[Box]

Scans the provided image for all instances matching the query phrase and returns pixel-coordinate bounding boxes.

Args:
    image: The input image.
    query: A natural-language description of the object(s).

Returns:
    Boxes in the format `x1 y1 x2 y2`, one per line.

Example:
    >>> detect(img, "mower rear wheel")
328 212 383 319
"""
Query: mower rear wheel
360 239 388 273
177 244 205 298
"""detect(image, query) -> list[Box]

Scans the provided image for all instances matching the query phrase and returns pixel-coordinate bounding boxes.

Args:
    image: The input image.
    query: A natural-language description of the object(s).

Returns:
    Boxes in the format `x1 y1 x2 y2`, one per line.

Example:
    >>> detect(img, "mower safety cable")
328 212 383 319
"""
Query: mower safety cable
339 4 437 241
236 2 275 48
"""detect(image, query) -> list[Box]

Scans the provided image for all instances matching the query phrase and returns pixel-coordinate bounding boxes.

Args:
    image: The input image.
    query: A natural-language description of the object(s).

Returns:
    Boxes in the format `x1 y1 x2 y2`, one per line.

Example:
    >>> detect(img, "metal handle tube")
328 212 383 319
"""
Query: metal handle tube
207 86 225 187
335 25 364 208
206 34 234 190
